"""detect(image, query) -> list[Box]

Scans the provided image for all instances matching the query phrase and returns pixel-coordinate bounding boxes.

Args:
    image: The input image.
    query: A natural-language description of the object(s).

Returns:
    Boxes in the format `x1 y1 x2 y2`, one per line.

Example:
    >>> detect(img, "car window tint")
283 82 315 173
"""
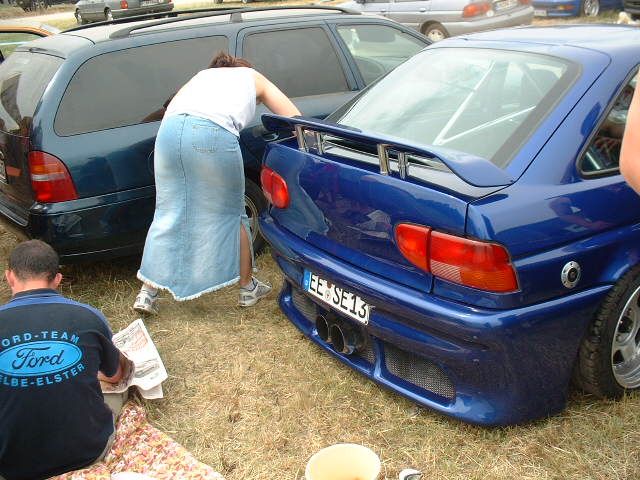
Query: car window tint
55 36 228 136
580 73 637 175
337 24 425 85
0 52 62 135
332 48 578 168
242 27 348 97
0 32 45 59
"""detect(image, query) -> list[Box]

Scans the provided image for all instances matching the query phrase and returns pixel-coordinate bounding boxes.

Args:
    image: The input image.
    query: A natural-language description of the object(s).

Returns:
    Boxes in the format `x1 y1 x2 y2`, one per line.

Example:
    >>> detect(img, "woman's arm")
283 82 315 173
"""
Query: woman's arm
254 71 301 117
620 82 640 193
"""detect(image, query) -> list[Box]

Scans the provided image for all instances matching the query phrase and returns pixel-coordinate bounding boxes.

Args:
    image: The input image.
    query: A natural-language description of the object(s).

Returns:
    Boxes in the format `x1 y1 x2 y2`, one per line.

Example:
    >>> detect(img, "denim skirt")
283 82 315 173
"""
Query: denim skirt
137 114 252 301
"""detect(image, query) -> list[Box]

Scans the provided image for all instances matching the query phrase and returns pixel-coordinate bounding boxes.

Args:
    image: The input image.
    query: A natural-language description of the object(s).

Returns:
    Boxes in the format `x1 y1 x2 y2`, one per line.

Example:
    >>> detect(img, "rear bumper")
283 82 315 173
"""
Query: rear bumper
443 7 534 36
532 1 579 16
260 214 610 425
112 2 174 17
0 186 154 262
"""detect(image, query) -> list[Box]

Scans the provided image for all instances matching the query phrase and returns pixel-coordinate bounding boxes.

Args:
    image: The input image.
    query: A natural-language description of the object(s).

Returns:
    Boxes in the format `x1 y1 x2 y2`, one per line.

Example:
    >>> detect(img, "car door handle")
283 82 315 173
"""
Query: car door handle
262 132 279 142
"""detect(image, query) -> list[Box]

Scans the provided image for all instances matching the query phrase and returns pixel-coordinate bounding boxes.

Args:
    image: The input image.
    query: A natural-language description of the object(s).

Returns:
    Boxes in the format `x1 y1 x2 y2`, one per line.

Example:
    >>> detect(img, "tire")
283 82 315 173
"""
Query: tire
422 23 448 42
575 265 640 398
581 0 599 16
75 9 86 25
244 178 267 254
105 8 113 21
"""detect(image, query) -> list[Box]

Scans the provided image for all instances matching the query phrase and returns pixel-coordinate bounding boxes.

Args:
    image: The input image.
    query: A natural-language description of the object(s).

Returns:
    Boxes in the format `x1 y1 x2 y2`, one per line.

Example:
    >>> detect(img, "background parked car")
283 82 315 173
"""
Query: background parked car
0 6 429 262
259 24 640 425
340 0 533 41
74 0 174 24
624 0 640 17
532 0 622 16
0 22 58 59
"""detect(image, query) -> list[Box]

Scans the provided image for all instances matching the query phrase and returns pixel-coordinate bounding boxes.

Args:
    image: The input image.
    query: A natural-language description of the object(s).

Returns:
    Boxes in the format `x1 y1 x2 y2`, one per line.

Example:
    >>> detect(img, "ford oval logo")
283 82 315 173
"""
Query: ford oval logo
0 341 82 377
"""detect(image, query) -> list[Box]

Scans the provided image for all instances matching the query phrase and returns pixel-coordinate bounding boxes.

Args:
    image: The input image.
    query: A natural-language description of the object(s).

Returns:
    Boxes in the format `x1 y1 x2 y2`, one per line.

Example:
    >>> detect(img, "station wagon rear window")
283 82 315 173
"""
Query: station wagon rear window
331 48 578 168
0 52 62 136
55 36 228 136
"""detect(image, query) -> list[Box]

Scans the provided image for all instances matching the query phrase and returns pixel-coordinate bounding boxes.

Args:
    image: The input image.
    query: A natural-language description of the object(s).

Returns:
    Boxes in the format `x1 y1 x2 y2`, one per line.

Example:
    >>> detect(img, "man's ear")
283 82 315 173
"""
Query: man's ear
51 272 62 289
5 270 15 289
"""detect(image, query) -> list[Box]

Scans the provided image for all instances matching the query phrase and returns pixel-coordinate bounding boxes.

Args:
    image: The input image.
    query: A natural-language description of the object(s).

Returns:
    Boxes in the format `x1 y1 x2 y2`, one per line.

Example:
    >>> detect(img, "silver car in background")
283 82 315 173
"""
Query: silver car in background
341 0 534 41
75 0 173 24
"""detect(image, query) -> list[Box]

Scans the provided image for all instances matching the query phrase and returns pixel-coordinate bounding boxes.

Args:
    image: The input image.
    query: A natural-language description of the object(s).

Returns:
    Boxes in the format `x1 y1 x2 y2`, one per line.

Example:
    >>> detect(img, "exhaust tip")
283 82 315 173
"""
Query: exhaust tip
329 323 355 355
315 315 330 342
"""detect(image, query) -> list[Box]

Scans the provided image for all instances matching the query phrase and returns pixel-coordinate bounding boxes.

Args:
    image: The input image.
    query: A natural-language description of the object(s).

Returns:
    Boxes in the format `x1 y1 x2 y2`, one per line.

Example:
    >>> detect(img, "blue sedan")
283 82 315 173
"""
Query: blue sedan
260 25 640 425
532 0 622 17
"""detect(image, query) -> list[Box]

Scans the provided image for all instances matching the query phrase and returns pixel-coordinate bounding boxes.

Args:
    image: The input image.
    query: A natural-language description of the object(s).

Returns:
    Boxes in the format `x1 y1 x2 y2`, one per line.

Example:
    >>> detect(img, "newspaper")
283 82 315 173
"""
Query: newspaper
100 319 168 400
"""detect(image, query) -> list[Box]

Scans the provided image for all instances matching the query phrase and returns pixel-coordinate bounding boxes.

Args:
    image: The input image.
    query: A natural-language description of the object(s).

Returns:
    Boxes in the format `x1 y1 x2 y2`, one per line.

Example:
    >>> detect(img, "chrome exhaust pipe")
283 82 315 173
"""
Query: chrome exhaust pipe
329 323 357 355
315 315 330 342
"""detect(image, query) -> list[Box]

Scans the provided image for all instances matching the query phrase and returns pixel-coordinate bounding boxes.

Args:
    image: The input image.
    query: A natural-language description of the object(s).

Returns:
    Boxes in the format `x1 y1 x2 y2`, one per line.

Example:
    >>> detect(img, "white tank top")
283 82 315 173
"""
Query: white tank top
165 67 257 137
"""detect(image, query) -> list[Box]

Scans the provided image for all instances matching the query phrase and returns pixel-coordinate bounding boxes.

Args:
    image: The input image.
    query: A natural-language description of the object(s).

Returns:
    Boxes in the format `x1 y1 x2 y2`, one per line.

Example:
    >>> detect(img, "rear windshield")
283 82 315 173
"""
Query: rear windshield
0 52 61 136
330 48 578 168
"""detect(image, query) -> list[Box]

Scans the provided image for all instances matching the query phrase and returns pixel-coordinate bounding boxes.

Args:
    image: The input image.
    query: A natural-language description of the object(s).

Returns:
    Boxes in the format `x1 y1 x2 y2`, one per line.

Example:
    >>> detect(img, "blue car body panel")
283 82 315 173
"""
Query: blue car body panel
532 0 622 17
260 25 640 424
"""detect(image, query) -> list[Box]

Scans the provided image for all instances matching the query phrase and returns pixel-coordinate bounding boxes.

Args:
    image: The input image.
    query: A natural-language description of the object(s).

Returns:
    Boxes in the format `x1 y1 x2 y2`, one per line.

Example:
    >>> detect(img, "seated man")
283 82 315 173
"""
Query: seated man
0 240 130 480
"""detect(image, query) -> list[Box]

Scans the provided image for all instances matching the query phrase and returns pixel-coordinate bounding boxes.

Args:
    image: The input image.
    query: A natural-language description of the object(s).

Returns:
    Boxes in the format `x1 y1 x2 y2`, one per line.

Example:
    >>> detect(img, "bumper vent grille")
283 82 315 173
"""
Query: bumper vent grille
356 338 375 364
291 286 317 322
384 344 455 400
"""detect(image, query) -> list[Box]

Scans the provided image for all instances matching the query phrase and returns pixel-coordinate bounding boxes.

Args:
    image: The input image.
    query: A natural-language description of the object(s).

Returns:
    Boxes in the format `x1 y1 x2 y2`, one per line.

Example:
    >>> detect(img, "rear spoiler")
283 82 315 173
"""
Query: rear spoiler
262 114 515 188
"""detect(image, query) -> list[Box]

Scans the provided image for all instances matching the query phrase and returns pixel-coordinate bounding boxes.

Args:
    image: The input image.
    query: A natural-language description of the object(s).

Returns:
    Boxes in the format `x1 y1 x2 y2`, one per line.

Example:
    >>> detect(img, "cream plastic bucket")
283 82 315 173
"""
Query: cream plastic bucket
305 443 381 480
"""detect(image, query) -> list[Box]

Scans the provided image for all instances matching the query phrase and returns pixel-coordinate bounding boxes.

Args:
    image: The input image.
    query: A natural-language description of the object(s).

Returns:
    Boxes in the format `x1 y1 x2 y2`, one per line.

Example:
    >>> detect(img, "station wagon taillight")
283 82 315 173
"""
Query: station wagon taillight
260 166 289 209
28 151 78 203
394 223 518 293
462 1 492 17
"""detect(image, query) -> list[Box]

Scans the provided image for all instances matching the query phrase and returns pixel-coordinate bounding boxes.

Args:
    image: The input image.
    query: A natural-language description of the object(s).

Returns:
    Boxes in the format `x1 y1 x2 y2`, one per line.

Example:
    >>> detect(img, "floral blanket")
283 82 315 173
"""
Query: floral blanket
51 402 224 480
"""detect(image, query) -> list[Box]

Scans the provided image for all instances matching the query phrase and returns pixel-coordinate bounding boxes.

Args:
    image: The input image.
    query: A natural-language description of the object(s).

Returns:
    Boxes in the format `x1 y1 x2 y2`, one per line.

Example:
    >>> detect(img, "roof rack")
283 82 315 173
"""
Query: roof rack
63 5 357 39
63 7 241 33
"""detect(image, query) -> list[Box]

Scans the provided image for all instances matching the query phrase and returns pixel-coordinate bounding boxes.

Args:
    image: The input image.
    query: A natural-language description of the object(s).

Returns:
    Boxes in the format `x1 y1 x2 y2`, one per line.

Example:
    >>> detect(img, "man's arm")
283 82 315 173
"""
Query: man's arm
620 83 640 193
98 352 131 384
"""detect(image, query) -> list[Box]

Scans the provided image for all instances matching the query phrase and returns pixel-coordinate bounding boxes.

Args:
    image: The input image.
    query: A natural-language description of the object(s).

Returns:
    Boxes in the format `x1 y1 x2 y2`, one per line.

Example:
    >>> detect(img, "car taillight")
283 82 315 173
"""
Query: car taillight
120 0 128 8
394 223 518 292
462 1 492 17
260 166 289 209
395 223 430 272
519 0 531 4
28 151 78 203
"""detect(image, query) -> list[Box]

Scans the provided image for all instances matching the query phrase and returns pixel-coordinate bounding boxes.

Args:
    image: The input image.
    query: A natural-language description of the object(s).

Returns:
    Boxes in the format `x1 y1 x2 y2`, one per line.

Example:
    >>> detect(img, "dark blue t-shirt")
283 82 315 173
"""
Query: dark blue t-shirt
0 289 121 480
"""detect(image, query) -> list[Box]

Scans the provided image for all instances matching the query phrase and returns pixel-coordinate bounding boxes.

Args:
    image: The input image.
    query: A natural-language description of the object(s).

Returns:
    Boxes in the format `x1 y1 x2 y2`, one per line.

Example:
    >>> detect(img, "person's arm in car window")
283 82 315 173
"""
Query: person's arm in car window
254 71 301 117
621 81 640 193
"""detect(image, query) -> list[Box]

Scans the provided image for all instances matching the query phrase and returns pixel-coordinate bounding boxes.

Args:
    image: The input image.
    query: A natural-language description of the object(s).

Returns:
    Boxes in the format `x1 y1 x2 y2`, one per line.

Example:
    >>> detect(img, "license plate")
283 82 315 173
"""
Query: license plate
140 0 158 5
494 0 517 9
534 8 547 15
303 270 370 325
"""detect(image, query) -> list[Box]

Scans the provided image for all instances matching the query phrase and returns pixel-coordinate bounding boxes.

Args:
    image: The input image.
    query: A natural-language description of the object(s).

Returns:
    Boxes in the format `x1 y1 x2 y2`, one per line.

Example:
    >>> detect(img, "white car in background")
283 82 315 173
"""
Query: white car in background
75 0 174 24
341 0 534 41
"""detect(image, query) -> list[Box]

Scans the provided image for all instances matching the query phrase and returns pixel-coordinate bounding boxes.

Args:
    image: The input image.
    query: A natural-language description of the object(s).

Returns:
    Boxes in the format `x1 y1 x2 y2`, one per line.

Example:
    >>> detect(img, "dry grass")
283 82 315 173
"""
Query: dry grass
0 227 638 479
